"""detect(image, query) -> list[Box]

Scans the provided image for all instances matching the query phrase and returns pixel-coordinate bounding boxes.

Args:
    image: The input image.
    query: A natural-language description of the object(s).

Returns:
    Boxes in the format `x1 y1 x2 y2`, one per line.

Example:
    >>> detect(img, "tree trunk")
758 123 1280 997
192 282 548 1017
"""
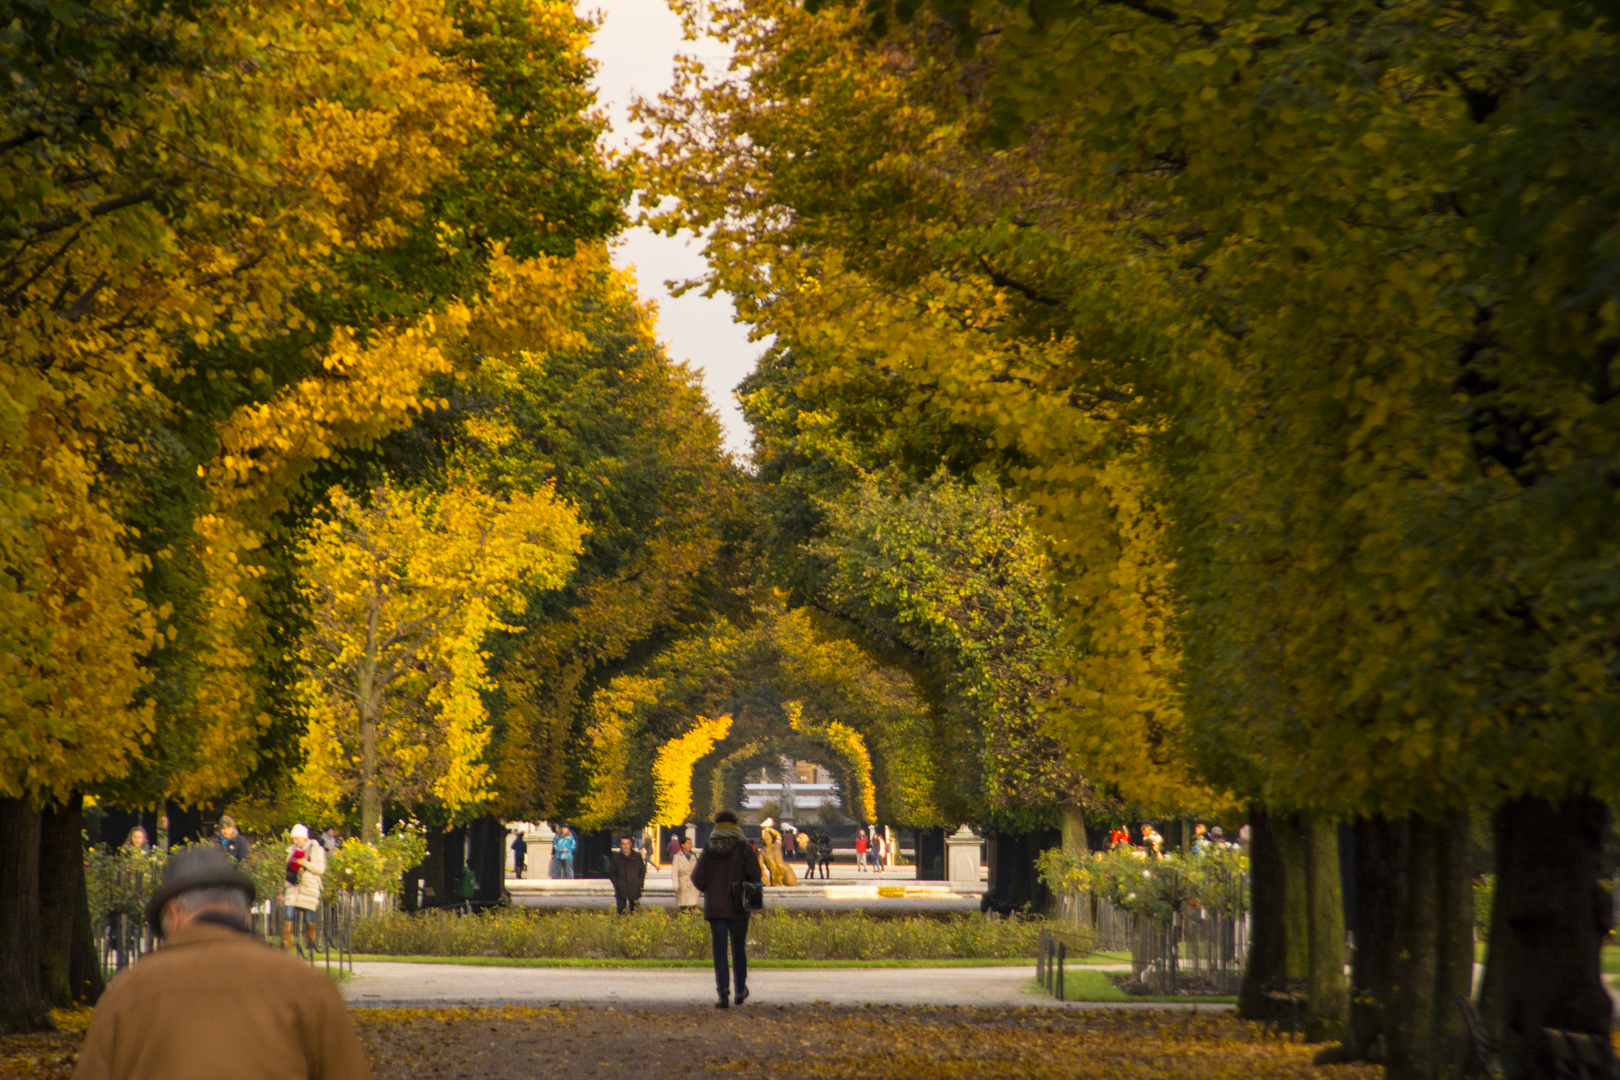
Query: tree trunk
1389 817 1440 1078
1336 811 1473 1074
38 796 83 1009
1432 807 1475 1080
1483 794 1613 1080
1275 812 1310 982
0 798 47 1032
1303 815 1347 1042
422 825 450 907
469 816 507 904
1060 804 1086 856
1344 815 1408 1062
68 862 104 1006
1239 805 1288 1019
359 699 382 844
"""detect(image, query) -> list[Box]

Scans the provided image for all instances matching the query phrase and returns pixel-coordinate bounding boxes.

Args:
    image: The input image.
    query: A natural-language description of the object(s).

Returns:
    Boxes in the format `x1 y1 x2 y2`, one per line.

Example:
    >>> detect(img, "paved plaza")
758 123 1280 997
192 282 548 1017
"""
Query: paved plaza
508 863 988 913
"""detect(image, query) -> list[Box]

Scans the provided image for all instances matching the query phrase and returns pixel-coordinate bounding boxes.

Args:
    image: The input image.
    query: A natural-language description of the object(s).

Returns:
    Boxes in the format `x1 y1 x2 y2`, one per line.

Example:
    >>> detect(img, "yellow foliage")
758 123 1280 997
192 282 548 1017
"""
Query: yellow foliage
0 0 597 805
652 714 733 825
294 481 584 837
576 676 664 830
786 702 877 825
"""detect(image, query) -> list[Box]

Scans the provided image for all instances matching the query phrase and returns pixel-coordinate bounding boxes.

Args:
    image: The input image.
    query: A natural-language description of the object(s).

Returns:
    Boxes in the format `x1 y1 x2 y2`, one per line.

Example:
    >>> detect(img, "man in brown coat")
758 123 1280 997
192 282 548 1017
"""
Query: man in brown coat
690 809 763 1009
73 846 371 1080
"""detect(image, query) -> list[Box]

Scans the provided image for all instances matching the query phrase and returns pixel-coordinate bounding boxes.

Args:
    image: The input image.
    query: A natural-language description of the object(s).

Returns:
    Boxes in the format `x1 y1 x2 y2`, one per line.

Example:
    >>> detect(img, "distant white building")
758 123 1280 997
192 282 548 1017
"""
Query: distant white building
742 759 840 817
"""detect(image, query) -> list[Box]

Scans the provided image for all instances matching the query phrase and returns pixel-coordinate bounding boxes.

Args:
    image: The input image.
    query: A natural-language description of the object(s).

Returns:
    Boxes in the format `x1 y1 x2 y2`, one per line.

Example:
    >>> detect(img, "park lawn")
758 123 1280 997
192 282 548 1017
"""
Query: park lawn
1602 944 1618 975
1029 972 1236 1005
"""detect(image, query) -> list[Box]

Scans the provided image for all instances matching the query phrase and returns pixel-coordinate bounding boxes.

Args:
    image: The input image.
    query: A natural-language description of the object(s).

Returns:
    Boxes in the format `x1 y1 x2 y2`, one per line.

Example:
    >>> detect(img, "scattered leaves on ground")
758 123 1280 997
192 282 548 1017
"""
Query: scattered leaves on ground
352 1004 1382 1079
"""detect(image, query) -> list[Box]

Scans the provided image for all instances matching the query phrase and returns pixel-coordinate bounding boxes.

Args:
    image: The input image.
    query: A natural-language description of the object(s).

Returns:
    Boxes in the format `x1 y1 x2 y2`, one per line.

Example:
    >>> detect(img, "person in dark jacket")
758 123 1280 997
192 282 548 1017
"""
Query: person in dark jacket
690 809 763 1008
607 835 646 914
818 831 833 879
214 815 249 862
509 829 527 878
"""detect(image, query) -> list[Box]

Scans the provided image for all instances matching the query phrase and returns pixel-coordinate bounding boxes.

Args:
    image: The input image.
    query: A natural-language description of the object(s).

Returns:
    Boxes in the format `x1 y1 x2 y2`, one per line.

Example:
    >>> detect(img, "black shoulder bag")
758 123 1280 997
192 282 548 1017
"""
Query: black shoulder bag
731 846 764 912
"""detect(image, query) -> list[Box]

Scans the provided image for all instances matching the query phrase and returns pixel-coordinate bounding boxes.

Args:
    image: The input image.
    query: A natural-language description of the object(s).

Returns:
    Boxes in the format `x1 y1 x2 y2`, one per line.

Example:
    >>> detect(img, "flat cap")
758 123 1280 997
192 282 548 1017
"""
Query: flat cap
145 845 256 936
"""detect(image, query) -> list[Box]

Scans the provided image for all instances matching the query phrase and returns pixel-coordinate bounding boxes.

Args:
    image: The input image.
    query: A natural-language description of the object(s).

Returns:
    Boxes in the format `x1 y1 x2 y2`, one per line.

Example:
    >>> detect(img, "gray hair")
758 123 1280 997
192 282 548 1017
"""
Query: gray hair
161 884 252 934
173 885 251 916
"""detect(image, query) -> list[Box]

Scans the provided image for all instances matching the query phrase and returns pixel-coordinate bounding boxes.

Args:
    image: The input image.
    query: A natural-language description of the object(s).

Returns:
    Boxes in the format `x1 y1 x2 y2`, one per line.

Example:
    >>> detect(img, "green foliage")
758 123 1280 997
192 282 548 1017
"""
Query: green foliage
1036 846 1248 923
351 907 1046 960
638 0 1620 822
806 475 1082 828
324 825 431 901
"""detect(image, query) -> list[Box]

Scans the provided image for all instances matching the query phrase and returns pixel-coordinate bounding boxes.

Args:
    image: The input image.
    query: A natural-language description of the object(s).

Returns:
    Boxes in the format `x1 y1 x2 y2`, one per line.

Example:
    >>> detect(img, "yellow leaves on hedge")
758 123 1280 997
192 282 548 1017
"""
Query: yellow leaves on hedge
576 676 664 829
787 702 878 824
652 713 733 825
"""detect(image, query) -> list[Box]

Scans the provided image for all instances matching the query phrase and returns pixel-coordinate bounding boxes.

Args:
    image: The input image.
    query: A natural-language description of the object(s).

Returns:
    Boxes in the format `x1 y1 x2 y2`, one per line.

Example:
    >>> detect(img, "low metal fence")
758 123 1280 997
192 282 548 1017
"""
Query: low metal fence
94 876 382 979
1050 865 1249 996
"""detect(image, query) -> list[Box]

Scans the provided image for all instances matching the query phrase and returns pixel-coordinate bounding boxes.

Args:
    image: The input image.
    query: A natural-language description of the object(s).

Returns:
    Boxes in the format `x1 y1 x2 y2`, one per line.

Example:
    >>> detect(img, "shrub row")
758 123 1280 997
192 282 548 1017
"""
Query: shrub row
350 907 1046 961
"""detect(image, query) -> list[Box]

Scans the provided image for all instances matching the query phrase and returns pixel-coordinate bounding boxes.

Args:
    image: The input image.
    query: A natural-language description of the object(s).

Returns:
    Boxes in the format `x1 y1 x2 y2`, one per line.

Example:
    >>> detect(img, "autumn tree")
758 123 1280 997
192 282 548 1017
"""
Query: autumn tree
400 274 745 825
639 0 1620 1067
295 482 584 842
0 0 613 1028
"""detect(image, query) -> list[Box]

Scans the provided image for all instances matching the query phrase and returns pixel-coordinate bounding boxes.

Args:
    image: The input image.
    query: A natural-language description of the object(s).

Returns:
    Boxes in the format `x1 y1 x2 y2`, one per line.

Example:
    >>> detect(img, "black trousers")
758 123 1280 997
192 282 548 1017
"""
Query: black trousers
615 889 639 915
708 916 749 996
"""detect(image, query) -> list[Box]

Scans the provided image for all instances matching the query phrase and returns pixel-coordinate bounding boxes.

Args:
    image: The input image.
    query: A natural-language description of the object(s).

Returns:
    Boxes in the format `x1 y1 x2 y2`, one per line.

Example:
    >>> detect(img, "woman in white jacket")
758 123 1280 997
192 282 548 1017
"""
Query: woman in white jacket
671 836 701 909
283 823 326 954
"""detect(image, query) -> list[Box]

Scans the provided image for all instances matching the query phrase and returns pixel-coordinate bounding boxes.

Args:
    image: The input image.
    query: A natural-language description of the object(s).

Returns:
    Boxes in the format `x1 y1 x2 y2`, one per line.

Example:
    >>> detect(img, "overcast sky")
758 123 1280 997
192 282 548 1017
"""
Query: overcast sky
584 0 762 461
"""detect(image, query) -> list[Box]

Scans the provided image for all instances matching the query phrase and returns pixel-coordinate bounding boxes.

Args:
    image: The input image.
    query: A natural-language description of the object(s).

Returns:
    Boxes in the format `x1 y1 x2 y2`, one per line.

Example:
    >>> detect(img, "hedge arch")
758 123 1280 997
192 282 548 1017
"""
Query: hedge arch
651 713 731 825
567 595 949 828
695 722 872 823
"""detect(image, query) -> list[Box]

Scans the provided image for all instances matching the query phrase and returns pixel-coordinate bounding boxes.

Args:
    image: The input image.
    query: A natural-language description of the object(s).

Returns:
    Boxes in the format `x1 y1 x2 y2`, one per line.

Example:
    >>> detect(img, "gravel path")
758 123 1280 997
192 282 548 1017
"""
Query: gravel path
342 961 1230 1012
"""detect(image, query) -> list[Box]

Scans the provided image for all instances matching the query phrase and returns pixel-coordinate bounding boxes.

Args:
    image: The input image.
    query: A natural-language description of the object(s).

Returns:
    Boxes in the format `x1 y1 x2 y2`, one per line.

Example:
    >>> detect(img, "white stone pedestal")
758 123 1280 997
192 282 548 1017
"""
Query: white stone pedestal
946 824 982 886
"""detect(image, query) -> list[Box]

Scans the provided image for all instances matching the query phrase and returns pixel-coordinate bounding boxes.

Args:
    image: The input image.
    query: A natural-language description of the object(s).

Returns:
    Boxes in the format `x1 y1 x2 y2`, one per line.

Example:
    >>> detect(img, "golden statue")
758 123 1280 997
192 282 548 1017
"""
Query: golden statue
759 818 798 886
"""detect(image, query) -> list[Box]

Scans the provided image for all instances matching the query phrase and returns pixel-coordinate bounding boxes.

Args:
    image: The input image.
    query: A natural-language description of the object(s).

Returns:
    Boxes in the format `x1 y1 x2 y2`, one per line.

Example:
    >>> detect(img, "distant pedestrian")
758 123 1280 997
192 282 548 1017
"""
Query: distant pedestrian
215 816 249 862
510 829 528 878
321 827 343 853
872 832 887 871
672 837 701 909
123 826 151 855
283 824 325 955
72 846 371 1080
817 832 832 879
803 832 818 876
690 809 762 1009
554 825 576 879
855 833 868 872
666 831 683 863
608 835 646 914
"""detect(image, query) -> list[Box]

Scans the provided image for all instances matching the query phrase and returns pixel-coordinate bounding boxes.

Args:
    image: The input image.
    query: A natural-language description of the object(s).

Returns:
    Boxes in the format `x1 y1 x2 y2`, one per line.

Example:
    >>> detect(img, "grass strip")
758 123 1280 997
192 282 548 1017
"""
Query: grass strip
1027 970 1237 1005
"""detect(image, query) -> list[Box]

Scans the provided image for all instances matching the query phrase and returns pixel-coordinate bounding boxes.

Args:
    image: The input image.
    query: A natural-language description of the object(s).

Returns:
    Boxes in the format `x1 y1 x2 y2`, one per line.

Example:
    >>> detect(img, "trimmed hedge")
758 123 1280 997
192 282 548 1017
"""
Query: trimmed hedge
351 907 1046 961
